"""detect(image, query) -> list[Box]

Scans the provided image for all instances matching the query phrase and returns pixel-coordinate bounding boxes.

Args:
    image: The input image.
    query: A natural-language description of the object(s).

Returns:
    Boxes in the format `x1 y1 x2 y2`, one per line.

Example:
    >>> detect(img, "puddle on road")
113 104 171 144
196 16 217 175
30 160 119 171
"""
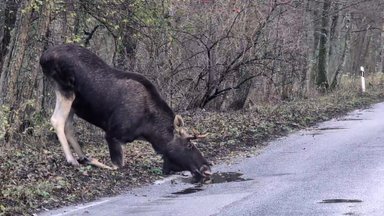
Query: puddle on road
308 127 346 136
337 118 363 121
343 212 358 216
263 172 293 177
317 127 346 131
172 187 204 195
208 172 252 184
172 172 252 195
319 199 363 204
181 172 252 184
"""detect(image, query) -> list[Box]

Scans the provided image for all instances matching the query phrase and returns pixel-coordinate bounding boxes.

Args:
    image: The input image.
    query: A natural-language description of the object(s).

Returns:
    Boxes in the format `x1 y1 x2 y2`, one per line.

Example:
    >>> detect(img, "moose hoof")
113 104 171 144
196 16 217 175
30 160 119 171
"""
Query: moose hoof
78 157 114 170
66 158 80 166
111 164 120 170
78 157 91 165
87 158 115 170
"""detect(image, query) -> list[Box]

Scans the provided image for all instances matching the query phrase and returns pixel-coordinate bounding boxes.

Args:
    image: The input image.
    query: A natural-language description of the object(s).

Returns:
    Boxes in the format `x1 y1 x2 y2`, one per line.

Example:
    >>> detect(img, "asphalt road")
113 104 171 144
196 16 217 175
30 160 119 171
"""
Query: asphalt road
40 102 384 216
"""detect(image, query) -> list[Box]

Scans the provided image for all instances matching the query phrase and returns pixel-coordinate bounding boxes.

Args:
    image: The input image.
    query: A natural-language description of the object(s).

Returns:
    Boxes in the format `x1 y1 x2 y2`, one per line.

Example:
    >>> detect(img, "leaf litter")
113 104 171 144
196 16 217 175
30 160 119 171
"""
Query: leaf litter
1 89 384 215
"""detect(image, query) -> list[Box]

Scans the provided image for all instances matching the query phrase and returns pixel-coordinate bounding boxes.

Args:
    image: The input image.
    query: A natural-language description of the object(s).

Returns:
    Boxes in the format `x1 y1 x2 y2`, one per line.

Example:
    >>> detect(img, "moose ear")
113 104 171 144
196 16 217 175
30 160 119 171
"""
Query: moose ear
174 115 184 128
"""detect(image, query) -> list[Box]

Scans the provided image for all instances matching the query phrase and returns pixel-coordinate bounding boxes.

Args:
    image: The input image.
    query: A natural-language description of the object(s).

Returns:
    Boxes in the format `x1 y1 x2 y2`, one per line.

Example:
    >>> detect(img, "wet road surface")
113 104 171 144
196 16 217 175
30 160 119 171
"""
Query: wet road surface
40 102 384 216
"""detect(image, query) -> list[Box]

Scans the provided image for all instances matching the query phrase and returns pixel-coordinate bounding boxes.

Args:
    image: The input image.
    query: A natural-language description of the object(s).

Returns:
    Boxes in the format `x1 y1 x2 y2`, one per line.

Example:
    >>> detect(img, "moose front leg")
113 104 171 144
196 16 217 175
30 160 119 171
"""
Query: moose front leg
106 136 124 169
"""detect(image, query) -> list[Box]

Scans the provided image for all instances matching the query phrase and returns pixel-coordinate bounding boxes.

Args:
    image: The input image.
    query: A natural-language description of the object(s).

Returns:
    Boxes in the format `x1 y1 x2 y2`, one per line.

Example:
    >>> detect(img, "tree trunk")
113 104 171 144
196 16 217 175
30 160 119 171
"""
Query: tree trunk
0 0 56 139
0 1 5 71
0 0 18 73
307 0 321 92
330 12 351 89
29 1 52 112
316 0 331 90
0 0 31 105
377 19 384 73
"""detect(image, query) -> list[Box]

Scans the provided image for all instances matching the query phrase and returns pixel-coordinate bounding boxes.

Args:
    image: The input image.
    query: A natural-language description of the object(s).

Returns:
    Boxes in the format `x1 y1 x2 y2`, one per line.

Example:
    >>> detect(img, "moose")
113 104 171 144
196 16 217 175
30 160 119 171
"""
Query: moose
40 44 212 179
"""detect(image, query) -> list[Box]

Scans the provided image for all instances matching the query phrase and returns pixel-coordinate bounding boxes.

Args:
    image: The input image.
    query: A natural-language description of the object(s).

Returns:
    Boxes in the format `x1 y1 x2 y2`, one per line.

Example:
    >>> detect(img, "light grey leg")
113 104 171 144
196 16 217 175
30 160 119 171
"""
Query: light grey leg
65 110 86 159
51 90 78 166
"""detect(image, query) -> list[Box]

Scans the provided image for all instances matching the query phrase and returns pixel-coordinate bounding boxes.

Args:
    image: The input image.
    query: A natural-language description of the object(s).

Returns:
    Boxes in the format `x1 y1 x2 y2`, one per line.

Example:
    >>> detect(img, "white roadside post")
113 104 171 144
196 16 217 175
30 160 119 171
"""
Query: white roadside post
360 66 366 93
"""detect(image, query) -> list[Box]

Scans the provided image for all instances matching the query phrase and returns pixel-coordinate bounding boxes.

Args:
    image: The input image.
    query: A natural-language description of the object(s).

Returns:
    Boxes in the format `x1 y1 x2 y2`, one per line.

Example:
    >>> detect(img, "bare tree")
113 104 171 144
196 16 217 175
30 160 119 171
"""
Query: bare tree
0 0 384 140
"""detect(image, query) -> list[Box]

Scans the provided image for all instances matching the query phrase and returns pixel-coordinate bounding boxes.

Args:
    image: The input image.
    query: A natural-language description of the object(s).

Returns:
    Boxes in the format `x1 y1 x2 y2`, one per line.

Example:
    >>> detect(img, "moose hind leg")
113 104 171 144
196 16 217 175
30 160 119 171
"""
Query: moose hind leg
65 110 86 160
51 89 78 166
106 136 124 169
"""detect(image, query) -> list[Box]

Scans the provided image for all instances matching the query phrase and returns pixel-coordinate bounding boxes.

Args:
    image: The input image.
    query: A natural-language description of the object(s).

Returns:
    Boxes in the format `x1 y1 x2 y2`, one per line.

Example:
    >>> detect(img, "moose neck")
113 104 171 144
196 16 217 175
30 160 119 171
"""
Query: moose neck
145 129 174 155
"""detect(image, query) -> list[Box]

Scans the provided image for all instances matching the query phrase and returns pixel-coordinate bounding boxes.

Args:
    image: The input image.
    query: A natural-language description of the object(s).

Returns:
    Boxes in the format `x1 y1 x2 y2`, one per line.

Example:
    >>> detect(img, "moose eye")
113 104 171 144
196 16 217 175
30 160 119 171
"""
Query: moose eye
187 141 197 149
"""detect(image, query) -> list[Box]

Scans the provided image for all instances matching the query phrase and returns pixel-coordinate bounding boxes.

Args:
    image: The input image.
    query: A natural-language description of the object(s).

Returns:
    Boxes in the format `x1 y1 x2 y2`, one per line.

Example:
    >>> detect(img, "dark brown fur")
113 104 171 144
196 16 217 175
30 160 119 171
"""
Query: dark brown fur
40 44 211 178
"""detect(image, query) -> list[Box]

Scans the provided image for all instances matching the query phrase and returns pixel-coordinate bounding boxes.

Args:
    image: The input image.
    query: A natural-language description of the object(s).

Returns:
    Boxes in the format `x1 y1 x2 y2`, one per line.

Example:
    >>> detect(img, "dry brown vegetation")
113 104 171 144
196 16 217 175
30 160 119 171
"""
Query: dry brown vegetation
1 76 384 215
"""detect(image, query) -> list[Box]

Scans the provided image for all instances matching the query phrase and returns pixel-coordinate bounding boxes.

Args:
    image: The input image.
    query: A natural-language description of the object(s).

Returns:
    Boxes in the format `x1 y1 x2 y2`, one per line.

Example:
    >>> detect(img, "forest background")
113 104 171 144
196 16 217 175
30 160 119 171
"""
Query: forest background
1 0 384 214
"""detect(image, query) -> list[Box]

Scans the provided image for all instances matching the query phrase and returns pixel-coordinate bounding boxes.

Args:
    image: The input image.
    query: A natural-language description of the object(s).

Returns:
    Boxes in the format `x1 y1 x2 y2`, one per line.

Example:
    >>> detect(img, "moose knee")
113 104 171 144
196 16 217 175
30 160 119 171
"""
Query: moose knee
50 116 62 129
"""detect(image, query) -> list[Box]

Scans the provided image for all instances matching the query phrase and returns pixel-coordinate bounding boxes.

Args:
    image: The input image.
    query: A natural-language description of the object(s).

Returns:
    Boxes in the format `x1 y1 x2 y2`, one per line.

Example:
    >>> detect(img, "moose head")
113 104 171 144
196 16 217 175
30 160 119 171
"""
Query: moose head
162 115 212 180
